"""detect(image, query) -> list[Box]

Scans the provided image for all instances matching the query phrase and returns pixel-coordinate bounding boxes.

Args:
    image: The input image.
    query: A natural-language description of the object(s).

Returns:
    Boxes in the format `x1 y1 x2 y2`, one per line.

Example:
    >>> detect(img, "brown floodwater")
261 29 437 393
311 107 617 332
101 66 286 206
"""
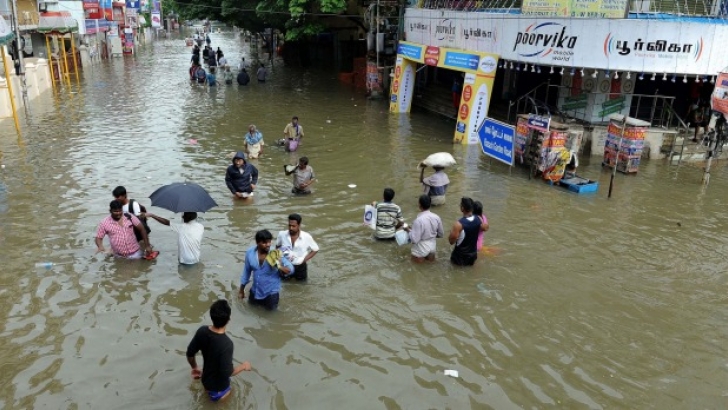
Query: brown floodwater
1 30 728 409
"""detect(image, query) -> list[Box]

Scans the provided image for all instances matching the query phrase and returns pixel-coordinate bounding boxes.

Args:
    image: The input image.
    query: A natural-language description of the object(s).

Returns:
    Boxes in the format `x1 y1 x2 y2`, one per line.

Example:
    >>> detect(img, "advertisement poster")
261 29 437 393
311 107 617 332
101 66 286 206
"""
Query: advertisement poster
711 72 728 117
151 12 161 27
123 29 134 54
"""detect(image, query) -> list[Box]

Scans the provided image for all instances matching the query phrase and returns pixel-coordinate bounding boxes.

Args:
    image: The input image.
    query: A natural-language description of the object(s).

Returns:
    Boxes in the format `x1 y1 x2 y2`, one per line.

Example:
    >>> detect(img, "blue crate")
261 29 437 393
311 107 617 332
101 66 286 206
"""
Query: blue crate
558 176 599 194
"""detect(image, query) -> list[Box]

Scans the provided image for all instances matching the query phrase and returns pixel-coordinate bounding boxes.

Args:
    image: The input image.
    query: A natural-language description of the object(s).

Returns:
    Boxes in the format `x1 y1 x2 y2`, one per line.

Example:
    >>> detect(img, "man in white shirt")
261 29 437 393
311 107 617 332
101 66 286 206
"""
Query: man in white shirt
146 212 205 265
275 213 319 281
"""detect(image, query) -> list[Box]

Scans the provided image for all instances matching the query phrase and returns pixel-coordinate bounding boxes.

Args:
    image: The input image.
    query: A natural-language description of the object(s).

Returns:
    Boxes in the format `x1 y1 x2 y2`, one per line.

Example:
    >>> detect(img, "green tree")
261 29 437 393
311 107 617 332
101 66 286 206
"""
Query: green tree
171 0 350 40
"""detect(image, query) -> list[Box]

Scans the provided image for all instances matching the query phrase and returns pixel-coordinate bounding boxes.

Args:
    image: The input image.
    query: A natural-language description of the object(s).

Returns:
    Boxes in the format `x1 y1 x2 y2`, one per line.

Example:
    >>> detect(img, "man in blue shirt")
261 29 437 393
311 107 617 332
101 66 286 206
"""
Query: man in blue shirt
239 230 294 310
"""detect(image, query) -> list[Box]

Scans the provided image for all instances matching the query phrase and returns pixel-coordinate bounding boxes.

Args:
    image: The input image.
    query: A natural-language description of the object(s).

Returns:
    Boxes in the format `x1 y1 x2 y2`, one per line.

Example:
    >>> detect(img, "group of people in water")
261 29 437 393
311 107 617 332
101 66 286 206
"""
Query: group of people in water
92 33 494 403
371 167 488 266
188 34 268 86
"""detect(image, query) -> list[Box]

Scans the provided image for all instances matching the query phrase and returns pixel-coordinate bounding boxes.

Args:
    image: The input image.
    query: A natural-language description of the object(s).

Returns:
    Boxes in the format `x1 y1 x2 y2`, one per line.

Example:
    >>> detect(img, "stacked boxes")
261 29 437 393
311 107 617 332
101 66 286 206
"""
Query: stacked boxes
603 119 646 174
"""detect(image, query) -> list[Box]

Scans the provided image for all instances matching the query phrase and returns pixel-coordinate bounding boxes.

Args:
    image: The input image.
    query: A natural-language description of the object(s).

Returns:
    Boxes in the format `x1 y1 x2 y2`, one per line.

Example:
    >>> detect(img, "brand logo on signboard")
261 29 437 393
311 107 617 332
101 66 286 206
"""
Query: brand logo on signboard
603 33 704 62
409 22 428 33
513 22 577 61
463 27 496 42
435 19 456 42
478 56 497 74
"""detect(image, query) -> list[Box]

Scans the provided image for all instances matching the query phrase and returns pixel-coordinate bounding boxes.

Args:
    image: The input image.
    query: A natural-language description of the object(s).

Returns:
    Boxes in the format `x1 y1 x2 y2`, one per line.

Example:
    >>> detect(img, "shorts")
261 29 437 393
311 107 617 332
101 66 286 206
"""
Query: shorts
115 249 143 259
411 239 436 258
207 386 231 402
249 292 279 310
292 187 311 195
451 250 477 266
430 195 446 206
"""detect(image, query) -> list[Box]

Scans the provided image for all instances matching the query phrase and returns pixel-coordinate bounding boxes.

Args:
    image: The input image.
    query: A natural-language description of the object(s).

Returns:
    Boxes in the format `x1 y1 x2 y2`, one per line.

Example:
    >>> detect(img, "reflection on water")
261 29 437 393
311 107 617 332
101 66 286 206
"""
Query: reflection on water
1 31 728 409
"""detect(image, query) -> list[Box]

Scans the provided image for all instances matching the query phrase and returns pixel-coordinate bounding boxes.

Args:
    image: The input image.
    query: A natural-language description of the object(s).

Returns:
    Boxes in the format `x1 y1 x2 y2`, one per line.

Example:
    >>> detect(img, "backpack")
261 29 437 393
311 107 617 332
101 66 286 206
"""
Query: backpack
196 67 206 83
125 199 151 242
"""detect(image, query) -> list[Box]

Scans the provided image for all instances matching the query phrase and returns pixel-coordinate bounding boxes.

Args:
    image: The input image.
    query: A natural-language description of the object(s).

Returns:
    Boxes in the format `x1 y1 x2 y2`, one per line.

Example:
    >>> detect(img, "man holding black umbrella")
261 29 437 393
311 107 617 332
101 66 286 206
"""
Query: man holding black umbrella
146 212 204 265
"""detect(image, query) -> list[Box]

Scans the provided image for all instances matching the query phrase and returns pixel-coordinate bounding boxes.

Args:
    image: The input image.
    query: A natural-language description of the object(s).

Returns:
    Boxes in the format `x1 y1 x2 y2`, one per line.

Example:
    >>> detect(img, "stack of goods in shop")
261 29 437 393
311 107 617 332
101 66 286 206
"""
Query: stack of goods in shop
603 118 646 174
514 116 530 165
538 130 571 181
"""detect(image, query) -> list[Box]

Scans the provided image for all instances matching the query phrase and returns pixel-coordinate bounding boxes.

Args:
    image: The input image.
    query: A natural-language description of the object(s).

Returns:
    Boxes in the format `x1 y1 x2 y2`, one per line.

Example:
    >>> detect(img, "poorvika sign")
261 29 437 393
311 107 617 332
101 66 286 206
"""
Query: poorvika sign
403 8 728 75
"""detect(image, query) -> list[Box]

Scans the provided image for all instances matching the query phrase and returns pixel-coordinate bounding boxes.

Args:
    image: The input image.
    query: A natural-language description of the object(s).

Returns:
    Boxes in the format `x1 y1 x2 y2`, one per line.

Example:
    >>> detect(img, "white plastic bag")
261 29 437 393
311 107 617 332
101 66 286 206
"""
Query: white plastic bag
420 152 456 168
363 205 377 230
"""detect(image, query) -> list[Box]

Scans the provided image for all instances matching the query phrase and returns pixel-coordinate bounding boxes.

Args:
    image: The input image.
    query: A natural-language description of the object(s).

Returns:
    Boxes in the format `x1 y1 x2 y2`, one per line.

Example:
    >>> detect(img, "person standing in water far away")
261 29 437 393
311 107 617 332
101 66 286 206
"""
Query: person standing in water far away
244 125 264 159
282 116 304 152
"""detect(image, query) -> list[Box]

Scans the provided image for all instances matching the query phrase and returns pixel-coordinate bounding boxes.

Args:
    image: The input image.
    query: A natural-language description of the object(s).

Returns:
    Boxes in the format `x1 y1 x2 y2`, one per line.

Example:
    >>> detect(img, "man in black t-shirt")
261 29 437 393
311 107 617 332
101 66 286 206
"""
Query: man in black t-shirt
186 300 251 402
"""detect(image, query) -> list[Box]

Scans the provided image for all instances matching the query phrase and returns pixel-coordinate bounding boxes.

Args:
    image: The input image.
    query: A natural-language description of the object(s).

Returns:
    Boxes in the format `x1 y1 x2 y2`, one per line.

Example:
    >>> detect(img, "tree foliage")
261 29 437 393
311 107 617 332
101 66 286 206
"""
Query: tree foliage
171 0 351 40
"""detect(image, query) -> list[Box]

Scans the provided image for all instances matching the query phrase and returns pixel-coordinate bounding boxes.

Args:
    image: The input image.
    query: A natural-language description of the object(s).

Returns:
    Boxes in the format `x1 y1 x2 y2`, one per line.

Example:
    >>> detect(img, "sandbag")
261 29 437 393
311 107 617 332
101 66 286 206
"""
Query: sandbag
420 152 456 168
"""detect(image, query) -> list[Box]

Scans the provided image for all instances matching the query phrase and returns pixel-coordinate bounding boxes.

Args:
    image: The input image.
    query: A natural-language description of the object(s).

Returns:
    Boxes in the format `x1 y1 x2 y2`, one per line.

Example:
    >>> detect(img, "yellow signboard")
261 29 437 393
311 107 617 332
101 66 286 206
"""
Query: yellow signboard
390 41 500 145
521 0 628 18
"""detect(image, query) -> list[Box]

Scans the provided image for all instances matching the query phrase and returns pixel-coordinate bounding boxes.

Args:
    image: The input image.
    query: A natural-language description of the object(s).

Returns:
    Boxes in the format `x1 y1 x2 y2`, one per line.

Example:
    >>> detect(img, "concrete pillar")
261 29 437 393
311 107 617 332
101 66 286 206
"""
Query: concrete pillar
0 77 11 118
79 44 91 68
35 58 51 93
24 63 39 99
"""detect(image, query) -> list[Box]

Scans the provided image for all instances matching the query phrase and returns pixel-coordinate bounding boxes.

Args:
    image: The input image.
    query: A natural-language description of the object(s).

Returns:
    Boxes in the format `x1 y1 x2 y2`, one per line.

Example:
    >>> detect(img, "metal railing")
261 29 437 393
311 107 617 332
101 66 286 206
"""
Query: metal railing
507 83 690 130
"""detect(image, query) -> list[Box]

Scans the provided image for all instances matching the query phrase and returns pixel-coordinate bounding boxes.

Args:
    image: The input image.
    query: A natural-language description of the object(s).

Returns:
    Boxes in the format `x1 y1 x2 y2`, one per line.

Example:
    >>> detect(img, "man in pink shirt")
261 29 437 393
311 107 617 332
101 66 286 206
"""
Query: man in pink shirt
95 200 153 259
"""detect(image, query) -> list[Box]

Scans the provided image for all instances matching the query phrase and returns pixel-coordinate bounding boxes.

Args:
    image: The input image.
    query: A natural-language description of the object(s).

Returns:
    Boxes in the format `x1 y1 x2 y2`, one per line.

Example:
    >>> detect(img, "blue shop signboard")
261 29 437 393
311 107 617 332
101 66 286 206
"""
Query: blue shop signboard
478 118 515 166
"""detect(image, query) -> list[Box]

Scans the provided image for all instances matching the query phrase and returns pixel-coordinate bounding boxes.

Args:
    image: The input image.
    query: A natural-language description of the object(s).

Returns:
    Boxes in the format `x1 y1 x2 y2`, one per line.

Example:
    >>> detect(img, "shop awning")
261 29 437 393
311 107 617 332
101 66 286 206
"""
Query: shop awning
0 15 14 45
37 11 79 34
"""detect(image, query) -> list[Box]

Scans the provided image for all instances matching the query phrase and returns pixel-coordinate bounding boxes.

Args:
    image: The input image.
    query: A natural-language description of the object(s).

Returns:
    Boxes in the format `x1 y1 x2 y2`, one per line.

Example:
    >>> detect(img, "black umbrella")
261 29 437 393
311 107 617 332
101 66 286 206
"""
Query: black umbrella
149 182 218 213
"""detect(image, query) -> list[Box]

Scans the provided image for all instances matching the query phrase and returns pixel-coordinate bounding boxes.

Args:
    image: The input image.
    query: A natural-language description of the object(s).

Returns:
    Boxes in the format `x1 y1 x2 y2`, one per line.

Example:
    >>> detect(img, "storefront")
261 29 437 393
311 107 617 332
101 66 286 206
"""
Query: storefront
396 8 728 145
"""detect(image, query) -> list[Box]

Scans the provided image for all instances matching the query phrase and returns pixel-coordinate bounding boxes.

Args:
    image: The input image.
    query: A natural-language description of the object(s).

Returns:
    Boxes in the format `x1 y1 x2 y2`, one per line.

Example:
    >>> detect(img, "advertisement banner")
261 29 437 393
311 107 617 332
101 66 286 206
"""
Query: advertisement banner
151 12 161 27
123 30 134 54
152 0 161 13
83 0 100 10
478 118 515 165
711 72 728 116
521 0 628 18
403 9 728 75
389 57 417 113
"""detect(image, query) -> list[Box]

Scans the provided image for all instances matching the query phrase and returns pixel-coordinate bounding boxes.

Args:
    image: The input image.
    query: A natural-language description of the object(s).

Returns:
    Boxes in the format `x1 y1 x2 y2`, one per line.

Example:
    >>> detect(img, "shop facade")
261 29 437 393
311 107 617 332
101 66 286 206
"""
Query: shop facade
395 7 728 145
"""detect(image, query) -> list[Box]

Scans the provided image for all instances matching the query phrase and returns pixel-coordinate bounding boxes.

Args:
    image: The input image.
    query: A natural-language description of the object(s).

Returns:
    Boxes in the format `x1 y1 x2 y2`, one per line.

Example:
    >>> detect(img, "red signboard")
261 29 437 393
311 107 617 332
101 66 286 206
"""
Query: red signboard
463 85 472 102
459 103 469 120
424 46 440 67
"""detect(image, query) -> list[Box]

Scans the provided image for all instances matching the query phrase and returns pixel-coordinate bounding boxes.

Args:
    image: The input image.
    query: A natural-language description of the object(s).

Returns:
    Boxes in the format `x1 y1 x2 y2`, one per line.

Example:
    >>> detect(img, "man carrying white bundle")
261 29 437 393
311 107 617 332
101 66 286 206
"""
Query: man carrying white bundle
419 152 454 206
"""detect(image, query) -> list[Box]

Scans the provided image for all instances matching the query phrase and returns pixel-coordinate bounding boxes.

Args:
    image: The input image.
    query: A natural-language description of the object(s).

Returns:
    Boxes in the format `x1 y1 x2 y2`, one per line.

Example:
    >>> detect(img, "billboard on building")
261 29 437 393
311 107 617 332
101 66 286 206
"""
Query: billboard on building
520 0 628 18
151 11 161 27
404 9 728 75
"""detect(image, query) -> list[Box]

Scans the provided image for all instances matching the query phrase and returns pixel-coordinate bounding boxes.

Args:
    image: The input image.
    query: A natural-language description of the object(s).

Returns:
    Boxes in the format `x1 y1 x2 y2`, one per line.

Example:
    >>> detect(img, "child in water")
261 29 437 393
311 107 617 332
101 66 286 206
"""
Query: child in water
224 66 234 85
473 201 487 252
207 67 217 86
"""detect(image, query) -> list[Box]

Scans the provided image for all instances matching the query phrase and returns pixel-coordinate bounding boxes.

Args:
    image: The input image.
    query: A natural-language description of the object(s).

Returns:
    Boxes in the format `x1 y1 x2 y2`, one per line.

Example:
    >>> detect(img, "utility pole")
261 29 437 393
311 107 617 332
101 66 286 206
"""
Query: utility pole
10 0 29 108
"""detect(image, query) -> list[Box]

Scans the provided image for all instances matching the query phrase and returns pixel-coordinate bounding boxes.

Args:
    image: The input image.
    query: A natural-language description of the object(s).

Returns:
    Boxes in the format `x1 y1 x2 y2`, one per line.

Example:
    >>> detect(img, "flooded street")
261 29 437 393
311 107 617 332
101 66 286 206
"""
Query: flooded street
2 31 728 409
